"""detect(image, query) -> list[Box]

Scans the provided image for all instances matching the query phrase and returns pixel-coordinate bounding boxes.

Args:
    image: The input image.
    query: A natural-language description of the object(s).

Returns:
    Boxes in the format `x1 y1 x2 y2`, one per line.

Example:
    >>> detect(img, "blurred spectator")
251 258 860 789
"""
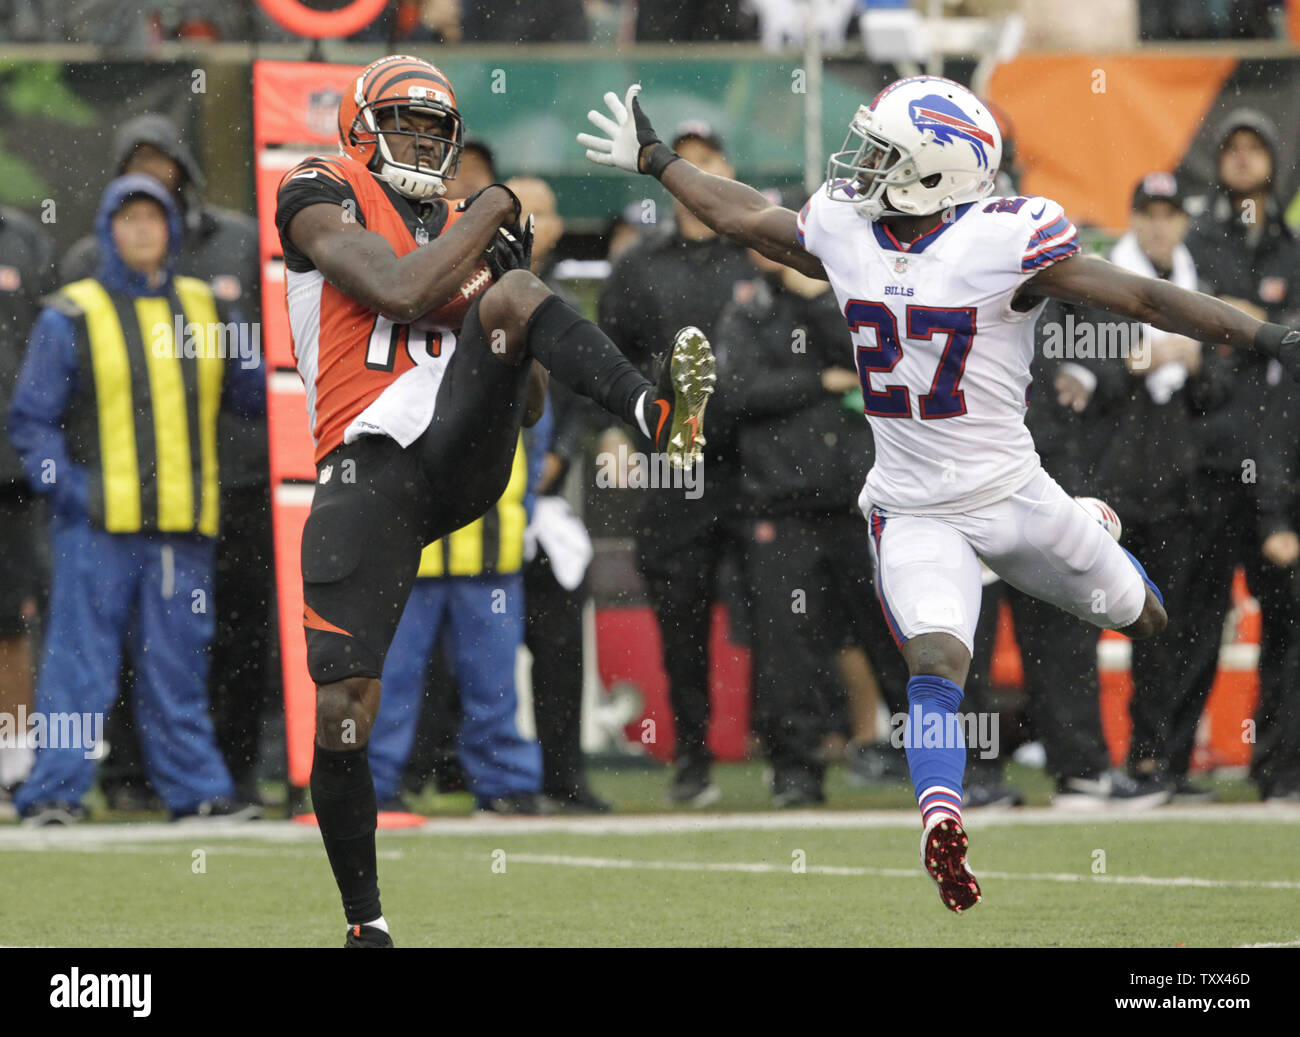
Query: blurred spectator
8 175 262 825
442 138 498 203
1177 108 1300 799
509 175 612 813
597 125 756 807
341 0 462 43
61 113 268 808
0 203 55 817
1254 372 1300 800
1 0 244 48
1139 0 1283 39
1086 174 1232 800
462 0 587 41
716 244 907 806
632 0 758 41
606 201 656 263
748 0 858 50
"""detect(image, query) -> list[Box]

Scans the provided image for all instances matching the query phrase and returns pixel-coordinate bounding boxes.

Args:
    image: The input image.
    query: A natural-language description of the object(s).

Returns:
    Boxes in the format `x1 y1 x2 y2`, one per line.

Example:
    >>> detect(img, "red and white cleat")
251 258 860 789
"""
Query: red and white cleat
920 817 982 913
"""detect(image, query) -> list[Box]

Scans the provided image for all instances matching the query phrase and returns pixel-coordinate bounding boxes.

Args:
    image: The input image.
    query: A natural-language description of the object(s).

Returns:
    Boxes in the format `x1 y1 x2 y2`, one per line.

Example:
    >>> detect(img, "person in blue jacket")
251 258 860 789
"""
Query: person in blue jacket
8 173 264 825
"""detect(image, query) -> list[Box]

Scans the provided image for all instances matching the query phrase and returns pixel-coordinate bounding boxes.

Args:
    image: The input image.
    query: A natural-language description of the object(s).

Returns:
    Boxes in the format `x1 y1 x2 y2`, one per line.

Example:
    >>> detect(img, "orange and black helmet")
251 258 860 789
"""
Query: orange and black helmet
338 54 464 199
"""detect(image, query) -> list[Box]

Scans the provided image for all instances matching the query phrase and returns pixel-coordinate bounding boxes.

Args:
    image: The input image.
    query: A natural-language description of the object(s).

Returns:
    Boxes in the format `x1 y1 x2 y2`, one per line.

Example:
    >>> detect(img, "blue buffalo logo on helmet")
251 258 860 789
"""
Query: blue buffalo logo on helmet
907 94 995 170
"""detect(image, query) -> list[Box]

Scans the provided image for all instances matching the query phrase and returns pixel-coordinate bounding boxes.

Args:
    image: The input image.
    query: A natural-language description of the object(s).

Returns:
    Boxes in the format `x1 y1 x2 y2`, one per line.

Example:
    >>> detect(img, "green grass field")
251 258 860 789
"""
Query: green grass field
3 763 1298 948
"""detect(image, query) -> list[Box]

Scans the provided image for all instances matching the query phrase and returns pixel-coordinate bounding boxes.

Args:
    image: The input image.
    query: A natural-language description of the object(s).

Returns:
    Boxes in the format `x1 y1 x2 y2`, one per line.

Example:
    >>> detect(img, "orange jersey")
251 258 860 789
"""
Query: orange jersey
274 153 492 462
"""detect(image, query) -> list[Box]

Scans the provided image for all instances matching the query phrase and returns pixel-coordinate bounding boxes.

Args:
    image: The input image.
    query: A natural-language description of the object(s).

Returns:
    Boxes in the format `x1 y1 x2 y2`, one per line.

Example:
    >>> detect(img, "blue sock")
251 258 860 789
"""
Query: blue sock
1121 546 1163 606
904 674 966 828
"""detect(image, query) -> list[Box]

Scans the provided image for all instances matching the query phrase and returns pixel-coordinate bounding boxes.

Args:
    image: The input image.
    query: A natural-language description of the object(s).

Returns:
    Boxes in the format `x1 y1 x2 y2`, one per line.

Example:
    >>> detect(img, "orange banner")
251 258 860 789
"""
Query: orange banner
254 60 368 789
989 55 1236 232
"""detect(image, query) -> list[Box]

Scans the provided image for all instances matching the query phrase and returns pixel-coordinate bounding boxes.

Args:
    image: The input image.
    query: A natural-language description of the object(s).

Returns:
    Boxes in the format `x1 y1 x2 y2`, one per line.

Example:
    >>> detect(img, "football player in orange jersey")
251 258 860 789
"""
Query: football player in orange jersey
275 55 716 947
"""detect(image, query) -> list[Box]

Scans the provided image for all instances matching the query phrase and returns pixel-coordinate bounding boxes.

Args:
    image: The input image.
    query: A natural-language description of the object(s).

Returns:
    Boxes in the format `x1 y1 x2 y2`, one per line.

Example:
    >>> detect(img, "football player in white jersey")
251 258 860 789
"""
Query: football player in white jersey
579 76 1300 913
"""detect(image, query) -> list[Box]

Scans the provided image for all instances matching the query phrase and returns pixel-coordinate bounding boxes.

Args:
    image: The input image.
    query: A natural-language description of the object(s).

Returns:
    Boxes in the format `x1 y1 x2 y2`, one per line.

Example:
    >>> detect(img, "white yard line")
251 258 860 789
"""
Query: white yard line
0 842 403 859
496 852 1300 891
0 802 1295 849
1237 938 1300 947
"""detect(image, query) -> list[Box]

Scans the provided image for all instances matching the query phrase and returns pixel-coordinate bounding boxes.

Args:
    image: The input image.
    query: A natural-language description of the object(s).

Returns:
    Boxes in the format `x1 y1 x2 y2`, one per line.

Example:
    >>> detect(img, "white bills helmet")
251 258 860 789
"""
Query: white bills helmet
826 76 1001 220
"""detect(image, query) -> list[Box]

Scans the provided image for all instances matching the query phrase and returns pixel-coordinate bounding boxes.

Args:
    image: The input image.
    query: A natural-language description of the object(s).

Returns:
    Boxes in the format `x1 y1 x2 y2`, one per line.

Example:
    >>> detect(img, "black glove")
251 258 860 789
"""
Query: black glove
482 214 534 280
632 96 681 180
1279 333 1300 383
455 182 522 226
1256 323 1300 382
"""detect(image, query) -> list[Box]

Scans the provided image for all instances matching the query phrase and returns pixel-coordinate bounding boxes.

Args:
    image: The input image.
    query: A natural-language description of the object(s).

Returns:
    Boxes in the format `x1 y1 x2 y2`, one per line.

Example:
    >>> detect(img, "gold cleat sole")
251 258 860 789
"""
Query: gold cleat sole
665 325 716 470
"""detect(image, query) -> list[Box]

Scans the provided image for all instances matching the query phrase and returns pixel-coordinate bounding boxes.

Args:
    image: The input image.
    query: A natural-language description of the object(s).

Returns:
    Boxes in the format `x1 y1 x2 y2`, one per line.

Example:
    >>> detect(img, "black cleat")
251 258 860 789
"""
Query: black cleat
844 741 910 786
668 756 721 808
1054 770 1169 810
545 786 615 814
474 792 553 815
169 797 262 823
345 924 393 948
20 801 87 827
643 326 715 469
772 782 826 810
964 782 1024 809
1167 777 1216 803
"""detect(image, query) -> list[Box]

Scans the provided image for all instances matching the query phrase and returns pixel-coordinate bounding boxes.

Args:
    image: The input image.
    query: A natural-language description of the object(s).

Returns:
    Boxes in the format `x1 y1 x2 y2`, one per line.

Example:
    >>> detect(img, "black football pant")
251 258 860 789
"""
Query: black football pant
636 490 730 766
1144 471 1296 784
1263 567 1300 794
1123 509 1199 773
964 580 1110 786
525 549 589 798
208 482 275 794
743 511 906 790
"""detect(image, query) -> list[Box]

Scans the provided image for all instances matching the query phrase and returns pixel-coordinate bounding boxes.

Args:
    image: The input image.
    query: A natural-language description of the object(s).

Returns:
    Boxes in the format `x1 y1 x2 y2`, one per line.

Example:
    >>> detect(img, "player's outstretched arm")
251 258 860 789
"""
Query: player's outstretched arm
578 85 826 281
286 185 519 323
1027 253 1300 379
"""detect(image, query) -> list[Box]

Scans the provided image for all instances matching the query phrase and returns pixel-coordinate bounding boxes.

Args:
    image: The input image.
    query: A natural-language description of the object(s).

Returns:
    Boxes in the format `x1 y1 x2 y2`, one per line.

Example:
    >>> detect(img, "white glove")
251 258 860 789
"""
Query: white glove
577 84 644 173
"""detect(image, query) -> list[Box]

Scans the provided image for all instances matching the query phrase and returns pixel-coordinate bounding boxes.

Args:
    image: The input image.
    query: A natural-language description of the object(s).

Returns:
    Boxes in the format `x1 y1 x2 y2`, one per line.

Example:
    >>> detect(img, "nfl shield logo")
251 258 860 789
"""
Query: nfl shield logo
894 256 909 275
307 89 343 138
319 464 333 485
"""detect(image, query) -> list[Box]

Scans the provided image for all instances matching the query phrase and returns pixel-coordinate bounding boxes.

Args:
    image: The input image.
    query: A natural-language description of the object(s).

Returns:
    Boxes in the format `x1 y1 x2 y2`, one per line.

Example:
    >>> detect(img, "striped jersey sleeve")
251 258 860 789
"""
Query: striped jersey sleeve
1019 198 1079 273
796 187 834 257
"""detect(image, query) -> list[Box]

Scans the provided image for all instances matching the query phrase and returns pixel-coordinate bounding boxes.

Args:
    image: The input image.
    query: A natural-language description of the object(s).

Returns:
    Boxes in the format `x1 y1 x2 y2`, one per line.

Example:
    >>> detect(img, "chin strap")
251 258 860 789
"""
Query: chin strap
380 164 445 199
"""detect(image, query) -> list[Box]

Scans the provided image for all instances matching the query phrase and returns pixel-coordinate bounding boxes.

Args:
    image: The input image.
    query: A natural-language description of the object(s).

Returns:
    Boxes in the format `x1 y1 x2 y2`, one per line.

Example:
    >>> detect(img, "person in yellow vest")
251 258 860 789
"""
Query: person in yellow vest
7 174 264 825
367 422 547 814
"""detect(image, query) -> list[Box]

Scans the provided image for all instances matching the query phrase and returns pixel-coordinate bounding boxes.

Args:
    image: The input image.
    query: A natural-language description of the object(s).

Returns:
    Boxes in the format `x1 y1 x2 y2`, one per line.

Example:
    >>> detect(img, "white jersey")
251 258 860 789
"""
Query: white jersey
796 189 1080 515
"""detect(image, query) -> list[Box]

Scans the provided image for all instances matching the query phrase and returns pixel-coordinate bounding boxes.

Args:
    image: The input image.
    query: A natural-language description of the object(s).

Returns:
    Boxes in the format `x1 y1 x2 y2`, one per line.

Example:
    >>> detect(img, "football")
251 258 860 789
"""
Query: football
410 259 493 331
